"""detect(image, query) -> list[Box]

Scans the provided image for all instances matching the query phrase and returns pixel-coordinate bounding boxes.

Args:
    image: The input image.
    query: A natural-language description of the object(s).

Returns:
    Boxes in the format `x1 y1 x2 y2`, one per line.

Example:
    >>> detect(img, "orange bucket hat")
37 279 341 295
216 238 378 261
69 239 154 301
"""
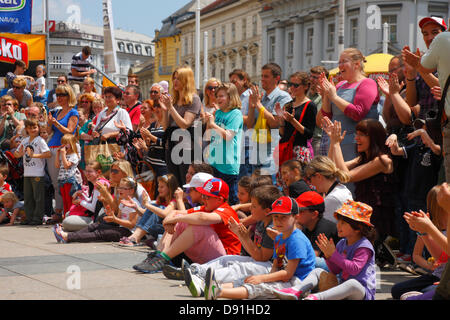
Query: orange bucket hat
334 200 374 227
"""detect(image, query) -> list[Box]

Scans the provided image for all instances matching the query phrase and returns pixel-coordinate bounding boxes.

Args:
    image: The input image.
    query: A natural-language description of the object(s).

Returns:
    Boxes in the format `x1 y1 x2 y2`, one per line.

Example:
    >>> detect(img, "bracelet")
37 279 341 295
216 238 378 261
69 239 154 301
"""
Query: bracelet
416 231 428 236
406 78 416 81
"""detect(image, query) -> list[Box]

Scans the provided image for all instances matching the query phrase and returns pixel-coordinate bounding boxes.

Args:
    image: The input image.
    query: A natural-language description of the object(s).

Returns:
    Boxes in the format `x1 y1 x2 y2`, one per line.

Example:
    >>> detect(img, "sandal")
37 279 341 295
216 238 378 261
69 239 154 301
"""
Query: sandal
118 237 142 247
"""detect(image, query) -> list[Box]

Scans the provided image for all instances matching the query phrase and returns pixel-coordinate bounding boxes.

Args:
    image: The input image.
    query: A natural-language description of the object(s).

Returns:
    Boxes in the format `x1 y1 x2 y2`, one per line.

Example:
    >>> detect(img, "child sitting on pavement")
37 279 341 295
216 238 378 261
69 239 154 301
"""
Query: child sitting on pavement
132 178 241 274
0 192 24 225
181 184 283 297
204 196 316 300
274 200 377 300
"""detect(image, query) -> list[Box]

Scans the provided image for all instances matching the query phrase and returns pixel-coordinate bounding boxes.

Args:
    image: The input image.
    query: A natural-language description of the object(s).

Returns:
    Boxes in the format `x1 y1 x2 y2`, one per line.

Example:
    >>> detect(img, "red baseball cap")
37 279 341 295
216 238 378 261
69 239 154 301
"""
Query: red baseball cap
296 191 325 212
268 196 299 216
419 16 447 31
196 178 229 199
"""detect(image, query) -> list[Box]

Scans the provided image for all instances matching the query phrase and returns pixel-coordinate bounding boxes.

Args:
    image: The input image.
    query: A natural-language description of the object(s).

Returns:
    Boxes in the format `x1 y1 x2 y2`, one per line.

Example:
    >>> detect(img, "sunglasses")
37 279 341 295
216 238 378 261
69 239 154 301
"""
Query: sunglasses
57 80 66 84
207 86 218 91
56 93 69 97
80 100 90 104
13 86 24 90
287 82 302 88
110 168 121 174
150 90 159 95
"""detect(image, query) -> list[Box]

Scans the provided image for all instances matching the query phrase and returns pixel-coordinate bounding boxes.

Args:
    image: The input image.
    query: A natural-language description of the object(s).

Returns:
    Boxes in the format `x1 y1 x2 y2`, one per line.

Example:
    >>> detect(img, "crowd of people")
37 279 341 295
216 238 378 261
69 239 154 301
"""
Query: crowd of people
1 16 450 301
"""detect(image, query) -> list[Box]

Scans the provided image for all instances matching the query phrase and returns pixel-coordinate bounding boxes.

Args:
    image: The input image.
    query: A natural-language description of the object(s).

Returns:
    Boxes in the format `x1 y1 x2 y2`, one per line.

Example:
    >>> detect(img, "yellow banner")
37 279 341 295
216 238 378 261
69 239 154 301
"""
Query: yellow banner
0 33 46 66
102 76 116 88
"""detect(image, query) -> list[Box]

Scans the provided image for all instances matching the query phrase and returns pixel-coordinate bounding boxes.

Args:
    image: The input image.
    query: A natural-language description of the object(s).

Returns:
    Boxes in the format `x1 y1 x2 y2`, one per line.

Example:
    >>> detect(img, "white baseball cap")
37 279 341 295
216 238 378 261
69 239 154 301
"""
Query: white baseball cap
183 172 214 189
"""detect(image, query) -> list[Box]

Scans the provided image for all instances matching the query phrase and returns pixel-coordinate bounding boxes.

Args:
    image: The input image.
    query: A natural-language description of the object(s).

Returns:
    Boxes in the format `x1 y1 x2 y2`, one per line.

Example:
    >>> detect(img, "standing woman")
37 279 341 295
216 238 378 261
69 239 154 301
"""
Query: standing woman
160 67 202 186
202 78 221 114
7 78 33 110
92 86 132 143
277 71 317 164
46 84 79 223
80 76 101 99
325 118 397 266
317 48 380 161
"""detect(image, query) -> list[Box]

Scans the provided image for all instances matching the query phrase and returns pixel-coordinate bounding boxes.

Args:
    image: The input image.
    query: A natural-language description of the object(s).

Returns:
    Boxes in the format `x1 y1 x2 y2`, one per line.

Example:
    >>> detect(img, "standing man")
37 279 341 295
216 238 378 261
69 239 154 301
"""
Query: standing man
68 46 97 96
123 85 142 132
247 63 292 183
308 66 328 156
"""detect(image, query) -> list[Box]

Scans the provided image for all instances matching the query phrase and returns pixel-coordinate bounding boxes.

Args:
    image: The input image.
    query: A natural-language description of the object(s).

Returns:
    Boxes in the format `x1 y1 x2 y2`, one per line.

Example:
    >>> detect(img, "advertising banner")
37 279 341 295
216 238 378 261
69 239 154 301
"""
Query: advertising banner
0 33 46 77
0 0 33 34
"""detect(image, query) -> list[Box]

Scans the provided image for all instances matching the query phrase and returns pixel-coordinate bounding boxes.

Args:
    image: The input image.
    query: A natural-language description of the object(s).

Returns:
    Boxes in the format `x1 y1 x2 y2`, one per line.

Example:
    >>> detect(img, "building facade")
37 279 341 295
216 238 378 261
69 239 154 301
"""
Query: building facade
32 21 154 90
153 0 216 89
259 0 449 77
178 0 262 86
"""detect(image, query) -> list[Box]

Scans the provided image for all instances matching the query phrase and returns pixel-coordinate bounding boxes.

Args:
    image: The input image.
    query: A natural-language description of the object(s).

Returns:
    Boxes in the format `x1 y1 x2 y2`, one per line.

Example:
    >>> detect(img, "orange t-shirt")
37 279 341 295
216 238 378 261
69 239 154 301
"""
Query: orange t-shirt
187 203 241 255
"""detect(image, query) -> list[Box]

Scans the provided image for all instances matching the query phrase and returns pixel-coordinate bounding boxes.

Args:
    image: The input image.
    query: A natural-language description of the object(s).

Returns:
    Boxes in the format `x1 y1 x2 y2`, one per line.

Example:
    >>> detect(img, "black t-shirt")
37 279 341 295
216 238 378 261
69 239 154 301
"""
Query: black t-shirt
280 100 317 147
302 218 339 257
288 179 311 198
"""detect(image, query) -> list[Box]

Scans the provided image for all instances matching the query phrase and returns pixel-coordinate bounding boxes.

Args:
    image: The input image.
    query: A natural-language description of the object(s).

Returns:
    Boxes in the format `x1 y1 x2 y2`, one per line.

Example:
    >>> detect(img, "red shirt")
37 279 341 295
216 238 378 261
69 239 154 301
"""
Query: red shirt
127 103 141 127
187 203 241 255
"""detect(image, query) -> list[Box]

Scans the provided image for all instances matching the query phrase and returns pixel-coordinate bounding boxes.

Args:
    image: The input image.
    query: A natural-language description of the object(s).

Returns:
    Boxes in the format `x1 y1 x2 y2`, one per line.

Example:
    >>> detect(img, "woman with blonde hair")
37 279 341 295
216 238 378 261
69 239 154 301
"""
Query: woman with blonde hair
304 155 353 222
203 78 222 114
46 84 80 224
316 48 380 161
6 77 33 110
160 66 202 185
80 76 101 99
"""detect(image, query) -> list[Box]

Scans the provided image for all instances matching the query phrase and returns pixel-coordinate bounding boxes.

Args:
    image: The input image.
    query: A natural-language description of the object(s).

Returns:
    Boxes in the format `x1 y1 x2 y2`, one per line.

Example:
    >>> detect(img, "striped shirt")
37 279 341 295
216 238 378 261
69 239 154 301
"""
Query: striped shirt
68 52 92 82
144 122 166 167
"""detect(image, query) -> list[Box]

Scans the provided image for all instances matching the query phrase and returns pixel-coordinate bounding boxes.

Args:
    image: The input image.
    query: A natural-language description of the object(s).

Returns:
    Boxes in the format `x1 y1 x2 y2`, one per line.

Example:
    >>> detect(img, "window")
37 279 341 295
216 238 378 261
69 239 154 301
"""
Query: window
287 32 294 56
211 29 216 49
211 63 216 77
242 18 247 40
252 55 257 76
231 59 236 70
242 56 247 70
145 46 152 56
127 43 133 53
52 55 62 69
252 15 257 36
350 18 358 46
184 37 188 55
176 48 180 66
135 44 142 55
381 15 397 42
220 63 225 82
327 23 335 48
306 28 313 52
118 42 125 52
221 25 226 46
231 22 236 42
269 35 275 61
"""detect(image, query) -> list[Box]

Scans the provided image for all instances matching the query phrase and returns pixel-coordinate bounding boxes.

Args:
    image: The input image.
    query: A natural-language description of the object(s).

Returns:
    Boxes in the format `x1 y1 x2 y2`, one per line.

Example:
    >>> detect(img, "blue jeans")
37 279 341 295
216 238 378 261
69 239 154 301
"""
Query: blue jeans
213 168 238 205
238 145 252 180
315 256 330 272
136 206 165 239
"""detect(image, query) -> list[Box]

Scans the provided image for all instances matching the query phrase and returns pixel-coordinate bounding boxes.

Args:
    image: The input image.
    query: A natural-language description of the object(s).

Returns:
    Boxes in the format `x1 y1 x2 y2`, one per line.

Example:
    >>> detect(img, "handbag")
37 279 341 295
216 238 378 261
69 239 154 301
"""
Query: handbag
84 141 120 173
252 107 271 143
274 101 311 166
425 75 450 146
135 161 156 199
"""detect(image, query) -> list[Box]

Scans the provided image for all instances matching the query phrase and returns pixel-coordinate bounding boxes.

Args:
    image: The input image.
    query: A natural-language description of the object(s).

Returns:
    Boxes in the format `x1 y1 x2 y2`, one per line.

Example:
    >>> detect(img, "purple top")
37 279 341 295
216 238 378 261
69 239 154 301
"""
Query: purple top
326 237 376 300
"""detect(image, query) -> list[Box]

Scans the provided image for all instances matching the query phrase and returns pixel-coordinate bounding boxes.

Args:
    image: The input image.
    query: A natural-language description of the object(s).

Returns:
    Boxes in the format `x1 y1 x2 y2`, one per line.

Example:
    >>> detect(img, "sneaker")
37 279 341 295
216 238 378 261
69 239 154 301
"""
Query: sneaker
133 252 170 273
204 267 221 300
181 259 190 275
52 224 66 244
397 254 412 264
400 291 423 300
303 294 319 300
184 266 204 297
162 264 184 280
376 241 397 267
273 288 304 300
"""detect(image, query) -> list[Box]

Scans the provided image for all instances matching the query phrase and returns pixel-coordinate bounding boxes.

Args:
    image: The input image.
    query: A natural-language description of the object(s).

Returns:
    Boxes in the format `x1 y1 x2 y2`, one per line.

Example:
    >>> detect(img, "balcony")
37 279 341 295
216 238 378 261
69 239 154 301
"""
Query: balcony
158 65 173 75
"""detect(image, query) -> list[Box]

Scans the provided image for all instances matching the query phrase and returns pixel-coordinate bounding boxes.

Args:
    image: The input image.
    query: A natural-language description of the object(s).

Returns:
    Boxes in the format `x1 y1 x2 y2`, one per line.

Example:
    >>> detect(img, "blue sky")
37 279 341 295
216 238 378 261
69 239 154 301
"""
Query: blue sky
32 0 191 37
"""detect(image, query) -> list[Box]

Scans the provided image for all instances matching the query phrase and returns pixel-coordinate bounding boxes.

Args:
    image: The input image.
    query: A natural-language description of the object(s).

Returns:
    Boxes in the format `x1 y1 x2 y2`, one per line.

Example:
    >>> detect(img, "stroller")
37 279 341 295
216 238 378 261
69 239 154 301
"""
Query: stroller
0 150 24 200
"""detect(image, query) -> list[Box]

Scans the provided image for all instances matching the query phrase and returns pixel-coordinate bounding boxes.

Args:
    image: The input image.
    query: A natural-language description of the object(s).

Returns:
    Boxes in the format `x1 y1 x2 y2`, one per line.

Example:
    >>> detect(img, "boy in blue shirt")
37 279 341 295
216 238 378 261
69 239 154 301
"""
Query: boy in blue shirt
204 196 316 300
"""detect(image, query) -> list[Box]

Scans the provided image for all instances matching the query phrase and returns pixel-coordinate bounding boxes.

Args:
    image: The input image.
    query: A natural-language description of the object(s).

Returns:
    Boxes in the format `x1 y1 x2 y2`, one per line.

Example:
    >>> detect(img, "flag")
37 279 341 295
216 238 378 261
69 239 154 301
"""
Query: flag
0 0 33 34
102 0 118 74
102 76 116 88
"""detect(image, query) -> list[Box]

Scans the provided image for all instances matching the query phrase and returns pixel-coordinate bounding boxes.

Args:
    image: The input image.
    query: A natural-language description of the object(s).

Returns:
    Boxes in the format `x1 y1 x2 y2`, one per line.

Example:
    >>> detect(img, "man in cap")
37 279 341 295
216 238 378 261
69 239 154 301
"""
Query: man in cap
295 191 339 271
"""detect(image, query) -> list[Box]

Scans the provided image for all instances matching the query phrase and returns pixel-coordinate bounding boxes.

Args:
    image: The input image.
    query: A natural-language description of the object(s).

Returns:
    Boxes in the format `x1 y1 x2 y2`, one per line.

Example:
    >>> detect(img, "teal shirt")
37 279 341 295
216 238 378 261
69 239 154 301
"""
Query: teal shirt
208 108 243 175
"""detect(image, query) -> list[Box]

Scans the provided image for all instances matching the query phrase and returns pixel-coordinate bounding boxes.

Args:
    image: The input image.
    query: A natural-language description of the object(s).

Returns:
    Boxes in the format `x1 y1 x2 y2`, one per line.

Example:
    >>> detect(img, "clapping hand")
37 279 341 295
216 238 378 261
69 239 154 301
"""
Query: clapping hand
388 73 402 95
249 85 262 109
319 72 337 99
431 86 442 101
315 233 336 259
402 46 422 70
376 76 390 96
403 210 432 234
228 216 249 238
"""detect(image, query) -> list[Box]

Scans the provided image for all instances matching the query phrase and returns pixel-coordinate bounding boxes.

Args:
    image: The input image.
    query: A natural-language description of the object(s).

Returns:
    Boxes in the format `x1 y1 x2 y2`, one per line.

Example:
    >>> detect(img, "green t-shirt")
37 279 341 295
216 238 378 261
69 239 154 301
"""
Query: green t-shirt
208 108 243 175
